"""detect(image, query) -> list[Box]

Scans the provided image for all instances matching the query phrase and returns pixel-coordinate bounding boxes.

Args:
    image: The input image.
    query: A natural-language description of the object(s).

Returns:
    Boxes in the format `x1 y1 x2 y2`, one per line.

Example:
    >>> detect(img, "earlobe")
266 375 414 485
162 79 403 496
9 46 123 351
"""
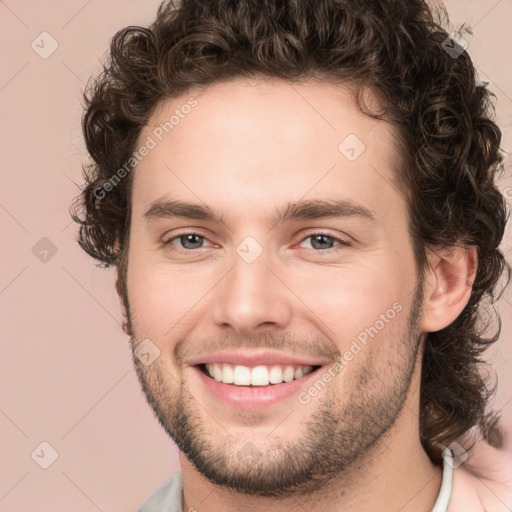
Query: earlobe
421 245 478 333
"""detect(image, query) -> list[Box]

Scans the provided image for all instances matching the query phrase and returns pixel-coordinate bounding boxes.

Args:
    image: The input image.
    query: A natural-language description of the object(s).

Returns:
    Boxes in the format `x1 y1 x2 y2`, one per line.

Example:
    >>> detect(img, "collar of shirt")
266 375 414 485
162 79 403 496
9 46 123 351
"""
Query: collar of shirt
139 445 512 512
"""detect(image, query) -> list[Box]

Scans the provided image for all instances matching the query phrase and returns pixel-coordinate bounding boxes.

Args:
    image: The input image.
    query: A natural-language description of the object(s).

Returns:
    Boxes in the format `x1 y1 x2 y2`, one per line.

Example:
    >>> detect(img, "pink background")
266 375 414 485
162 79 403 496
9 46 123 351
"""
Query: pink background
1 1 511 510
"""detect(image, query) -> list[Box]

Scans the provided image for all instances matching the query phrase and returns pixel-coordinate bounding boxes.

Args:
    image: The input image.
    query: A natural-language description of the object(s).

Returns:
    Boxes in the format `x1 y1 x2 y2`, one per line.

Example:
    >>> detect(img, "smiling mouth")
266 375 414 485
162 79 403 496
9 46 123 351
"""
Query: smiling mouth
197 363 323 386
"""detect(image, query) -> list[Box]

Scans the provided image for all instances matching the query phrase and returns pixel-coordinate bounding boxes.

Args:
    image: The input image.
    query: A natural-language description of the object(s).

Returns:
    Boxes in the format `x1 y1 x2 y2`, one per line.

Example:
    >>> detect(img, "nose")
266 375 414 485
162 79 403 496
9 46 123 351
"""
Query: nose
211 244 293 335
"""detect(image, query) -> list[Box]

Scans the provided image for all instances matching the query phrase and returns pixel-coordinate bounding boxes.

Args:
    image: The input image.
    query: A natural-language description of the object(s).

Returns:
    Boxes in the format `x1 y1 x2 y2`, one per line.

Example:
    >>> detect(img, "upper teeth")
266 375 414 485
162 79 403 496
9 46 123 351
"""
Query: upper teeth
204 363 314 386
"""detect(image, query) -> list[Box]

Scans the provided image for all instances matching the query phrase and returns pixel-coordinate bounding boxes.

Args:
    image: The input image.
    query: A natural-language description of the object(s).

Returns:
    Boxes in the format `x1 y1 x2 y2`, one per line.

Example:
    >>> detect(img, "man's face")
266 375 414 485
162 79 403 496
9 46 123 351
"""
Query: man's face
123 78 425 496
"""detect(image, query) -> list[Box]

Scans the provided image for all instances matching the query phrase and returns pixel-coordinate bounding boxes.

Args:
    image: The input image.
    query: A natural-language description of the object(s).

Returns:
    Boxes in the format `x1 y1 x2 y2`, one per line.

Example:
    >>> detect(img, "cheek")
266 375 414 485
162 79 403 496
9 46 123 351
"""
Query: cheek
290 261 413 349
126 230 416 354
126 251 213 341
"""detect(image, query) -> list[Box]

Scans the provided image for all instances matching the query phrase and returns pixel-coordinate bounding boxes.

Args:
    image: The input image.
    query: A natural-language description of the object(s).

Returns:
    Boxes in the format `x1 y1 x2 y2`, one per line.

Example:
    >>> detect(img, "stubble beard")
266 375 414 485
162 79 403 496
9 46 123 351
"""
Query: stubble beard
128 283 424 497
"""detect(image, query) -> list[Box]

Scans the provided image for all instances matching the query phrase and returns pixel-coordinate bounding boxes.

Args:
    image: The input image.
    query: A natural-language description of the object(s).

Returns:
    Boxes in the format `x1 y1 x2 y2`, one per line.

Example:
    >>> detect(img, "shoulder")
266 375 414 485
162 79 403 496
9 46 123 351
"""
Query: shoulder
450 465 512 511
138 471 183 512
448 435 512 512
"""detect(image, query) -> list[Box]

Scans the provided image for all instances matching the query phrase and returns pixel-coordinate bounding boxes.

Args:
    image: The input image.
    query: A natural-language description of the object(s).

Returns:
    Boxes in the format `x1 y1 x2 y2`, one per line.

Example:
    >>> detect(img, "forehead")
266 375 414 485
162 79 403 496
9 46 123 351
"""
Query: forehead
131 78 406 226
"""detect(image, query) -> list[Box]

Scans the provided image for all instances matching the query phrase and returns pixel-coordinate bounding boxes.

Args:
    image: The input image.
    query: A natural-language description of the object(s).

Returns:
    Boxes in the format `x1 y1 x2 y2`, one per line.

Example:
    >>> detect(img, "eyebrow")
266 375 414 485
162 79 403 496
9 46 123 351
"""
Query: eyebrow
143 197 376 226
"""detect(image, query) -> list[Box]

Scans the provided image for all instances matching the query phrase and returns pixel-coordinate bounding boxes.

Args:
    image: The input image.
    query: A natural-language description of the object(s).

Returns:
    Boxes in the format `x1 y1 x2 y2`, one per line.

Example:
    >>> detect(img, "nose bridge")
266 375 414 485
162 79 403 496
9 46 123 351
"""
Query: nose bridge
211 237 292 334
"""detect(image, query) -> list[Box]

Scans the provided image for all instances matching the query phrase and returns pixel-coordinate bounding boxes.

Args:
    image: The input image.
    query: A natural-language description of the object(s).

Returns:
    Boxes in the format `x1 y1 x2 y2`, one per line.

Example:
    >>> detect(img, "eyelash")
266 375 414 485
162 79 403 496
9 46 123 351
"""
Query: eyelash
161 231 349 253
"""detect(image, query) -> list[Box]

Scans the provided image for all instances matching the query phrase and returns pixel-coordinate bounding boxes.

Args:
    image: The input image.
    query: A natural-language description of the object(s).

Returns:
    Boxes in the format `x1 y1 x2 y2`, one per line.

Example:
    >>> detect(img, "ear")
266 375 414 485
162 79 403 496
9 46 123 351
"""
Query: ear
115 274 131 336
420 245 478 333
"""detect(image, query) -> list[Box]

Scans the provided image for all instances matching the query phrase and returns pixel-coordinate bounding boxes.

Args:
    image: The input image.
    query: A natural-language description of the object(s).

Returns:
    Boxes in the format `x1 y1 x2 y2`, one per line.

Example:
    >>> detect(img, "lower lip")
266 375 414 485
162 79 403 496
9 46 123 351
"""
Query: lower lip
192 365 322 409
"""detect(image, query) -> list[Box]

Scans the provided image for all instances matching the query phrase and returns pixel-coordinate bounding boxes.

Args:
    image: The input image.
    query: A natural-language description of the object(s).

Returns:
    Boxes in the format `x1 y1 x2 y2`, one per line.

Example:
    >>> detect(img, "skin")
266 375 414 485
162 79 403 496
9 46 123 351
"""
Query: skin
119 78 477 511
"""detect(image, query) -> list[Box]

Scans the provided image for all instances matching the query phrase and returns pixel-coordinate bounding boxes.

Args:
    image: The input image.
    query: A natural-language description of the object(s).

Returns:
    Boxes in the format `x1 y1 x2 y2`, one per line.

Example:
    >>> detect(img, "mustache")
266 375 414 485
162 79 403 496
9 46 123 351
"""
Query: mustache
172 331 339 366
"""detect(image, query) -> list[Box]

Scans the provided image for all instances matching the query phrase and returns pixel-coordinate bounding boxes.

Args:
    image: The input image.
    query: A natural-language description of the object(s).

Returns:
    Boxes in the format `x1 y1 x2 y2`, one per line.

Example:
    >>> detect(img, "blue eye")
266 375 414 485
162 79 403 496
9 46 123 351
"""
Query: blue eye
163 232 211 250
162 232 348 253
300 233 344 250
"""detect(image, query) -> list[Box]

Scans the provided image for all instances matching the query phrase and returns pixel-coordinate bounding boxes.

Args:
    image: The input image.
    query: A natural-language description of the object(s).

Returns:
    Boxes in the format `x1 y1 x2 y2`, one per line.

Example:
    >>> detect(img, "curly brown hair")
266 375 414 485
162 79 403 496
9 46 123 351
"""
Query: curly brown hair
70 0 510 465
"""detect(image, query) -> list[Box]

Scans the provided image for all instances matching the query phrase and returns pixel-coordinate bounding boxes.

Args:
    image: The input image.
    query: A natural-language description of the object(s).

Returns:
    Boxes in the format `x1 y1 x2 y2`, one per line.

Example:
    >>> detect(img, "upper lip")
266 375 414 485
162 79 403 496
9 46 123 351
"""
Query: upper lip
187 350 327 367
